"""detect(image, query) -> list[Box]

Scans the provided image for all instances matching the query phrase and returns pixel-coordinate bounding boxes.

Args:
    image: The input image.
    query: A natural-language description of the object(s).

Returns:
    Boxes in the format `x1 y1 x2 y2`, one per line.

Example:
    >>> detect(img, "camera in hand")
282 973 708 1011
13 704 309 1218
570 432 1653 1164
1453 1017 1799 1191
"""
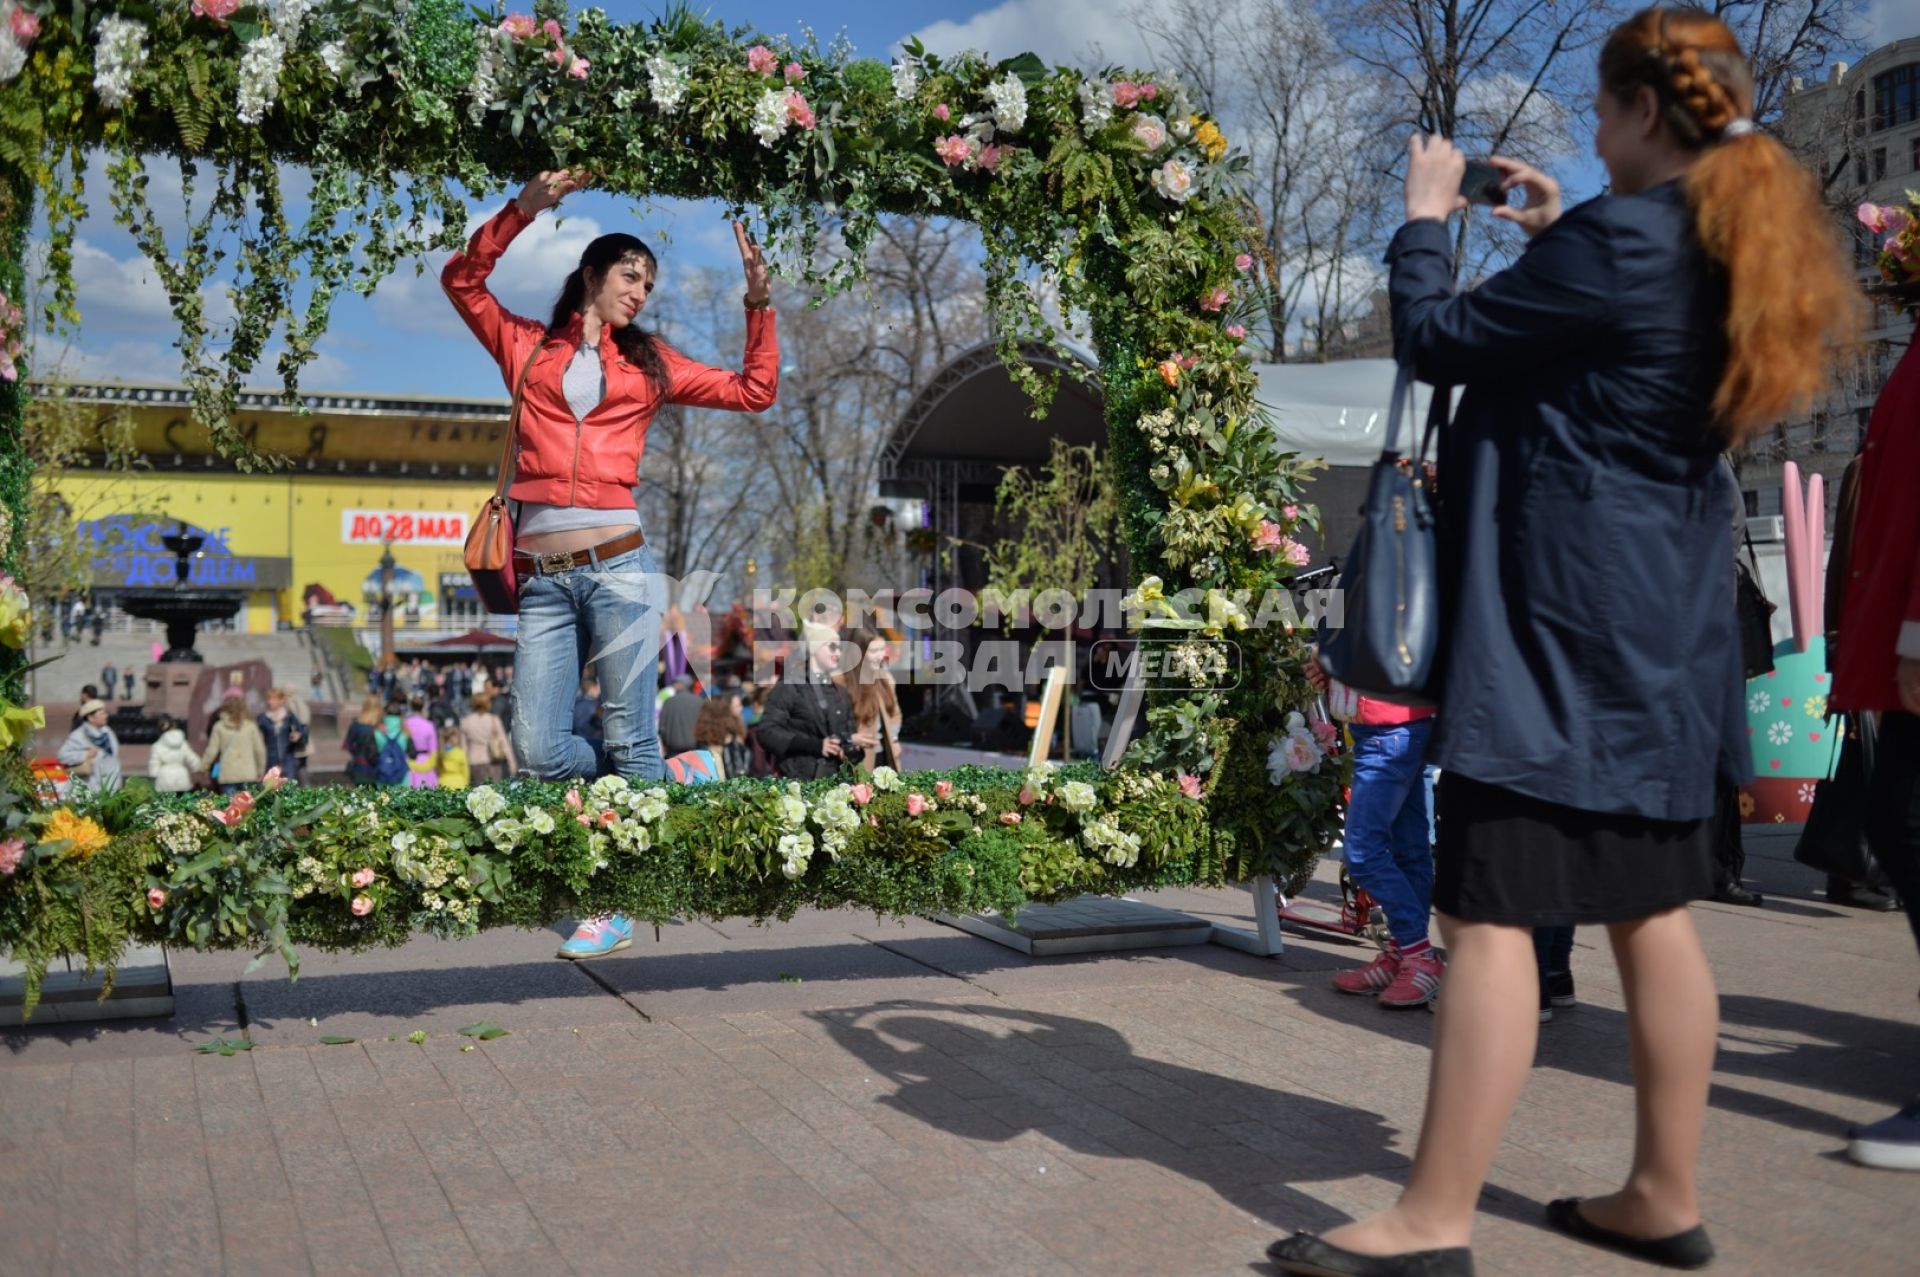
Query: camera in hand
834 734 867 765
1459 159 1505 207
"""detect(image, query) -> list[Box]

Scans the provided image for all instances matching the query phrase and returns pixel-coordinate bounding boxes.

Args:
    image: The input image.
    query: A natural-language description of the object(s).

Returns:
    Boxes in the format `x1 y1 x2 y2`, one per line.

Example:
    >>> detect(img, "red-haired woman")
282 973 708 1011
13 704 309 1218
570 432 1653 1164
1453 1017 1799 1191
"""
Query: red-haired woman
1267 9 1859 1276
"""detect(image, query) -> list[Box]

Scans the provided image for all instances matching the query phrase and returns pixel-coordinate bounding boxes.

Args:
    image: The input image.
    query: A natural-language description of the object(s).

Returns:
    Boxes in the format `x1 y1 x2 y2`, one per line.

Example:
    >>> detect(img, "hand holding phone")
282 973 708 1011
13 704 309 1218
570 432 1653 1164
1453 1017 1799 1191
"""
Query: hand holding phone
1459 159 1505 207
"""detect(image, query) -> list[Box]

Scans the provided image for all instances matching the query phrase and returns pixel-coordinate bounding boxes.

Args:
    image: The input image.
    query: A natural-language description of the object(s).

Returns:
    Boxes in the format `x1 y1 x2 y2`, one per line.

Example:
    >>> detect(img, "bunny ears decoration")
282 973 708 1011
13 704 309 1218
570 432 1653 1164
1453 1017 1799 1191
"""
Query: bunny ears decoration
1780 460 1825 654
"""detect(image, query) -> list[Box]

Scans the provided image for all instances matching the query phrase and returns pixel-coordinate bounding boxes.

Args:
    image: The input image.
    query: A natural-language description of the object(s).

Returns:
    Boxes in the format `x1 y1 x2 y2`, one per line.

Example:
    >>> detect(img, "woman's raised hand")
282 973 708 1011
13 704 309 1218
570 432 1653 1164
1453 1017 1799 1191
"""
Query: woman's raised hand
1488 156 1562 238
515 169 591 217
736 222 771 307
1404 134 1467 224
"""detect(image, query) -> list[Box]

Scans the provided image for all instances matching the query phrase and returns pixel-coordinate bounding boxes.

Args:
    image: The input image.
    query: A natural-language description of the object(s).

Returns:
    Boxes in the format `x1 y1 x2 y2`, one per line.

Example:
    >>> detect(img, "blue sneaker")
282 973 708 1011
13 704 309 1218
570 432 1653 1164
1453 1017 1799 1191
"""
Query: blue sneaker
556 914 634 960
1849 1100 1920 1170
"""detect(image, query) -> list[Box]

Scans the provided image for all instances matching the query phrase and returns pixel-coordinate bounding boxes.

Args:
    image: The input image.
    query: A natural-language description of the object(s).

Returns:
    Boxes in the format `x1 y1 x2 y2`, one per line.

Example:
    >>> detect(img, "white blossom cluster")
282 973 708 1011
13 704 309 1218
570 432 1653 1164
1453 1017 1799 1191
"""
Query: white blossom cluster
985 72 1027 133
92 16 150 108
154 811 205 859
467 26 508 124
271 0 313 41
752 86 792 147
236 33 286 126
647 54 689 112
778 831 816 880
870 765 903 792
1055 780 1098 814
1077 78 1113 135
1082 817 1141 868
890 57 920 100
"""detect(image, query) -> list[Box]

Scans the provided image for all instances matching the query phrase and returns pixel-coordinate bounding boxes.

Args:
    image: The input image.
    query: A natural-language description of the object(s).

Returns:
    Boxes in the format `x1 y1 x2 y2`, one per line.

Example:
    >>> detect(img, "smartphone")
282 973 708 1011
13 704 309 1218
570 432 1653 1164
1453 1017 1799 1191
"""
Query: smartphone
1459 159 1505 207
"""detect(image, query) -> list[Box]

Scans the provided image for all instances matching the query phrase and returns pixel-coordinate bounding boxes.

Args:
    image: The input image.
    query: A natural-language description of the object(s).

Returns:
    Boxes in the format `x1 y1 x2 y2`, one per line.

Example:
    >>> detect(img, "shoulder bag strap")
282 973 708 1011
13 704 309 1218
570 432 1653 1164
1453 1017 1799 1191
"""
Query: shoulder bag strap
491 340 548 500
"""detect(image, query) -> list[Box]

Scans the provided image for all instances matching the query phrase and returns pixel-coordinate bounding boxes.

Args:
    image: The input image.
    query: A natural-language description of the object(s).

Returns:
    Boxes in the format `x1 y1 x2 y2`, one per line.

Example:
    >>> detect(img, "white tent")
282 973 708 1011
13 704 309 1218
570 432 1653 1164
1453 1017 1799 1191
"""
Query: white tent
1254 358 1434 466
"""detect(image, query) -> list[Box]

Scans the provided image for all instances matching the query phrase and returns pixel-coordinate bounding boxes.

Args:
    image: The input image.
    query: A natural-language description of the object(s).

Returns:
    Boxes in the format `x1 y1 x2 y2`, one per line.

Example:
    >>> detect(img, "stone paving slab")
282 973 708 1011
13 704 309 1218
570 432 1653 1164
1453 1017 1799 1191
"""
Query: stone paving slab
3 834 1918 1275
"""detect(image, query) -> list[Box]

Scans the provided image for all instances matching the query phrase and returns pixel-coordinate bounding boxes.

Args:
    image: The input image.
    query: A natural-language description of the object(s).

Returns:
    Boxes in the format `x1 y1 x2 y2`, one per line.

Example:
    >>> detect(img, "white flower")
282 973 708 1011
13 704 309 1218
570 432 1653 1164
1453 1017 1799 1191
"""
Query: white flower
777 832 815 861
752 87 791 147
1766 720 1792 746
1076 77 1112 134
1082 818 1141 869
466 787 508 822
1151 156 1196 203
236 33 286 126
1057 780 1098 814
1022 761 1055 792
1131 114 1168 151
588 775 630 805
779 794 809 828
93 17 150 109
1796 782 1817 805
0 23 23 86
781 856 809 880
870 766 902 792
891 57 920 100
986 73 1028 133
1268 731 1322 782
468 27 507 124
486 817 525 850
391 831 418 854
647 54 689 112
319 40 349 78
271 0 312 41
1746 691 1771 714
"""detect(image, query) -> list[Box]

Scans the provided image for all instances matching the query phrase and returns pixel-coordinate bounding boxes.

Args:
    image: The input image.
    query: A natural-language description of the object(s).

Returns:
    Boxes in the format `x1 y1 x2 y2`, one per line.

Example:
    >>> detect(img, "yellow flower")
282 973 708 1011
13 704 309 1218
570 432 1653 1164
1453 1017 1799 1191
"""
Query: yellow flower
0 576 28 650
42 808 111 860
1193 119 1228 161
0 702 44 751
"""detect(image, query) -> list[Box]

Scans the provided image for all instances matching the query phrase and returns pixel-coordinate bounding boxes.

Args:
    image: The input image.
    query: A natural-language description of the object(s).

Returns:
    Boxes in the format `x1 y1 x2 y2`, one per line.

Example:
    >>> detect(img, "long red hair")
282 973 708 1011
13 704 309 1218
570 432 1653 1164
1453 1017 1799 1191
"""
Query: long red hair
1600 7 1861 442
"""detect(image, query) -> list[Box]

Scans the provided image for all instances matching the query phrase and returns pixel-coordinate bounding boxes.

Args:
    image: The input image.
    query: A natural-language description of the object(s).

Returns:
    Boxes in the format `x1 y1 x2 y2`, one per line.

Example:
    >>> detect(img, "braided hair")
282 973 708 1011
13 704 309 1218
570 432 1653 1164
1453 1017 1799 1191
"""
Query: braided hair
1598 6 1860 442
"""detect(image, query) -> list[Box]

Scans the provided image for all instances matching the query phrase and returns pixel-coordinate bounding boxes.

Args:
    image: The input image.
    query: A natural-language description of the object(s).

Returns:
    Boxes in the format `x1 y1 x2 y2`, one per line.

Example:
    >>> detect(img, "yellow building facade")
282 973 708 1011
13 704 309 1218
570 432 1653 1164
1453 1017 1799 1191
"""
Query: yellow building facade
36 381 514 634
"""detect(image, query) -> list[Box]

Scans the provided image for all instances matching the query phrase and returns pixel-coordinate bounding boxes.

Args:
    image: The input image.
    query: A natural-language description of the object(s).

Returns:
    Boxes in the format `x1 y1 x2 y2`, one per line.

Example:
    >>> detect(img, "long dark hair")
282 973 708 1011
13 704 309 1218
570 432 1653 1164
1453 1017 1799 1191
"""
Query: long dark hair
548 233 672 394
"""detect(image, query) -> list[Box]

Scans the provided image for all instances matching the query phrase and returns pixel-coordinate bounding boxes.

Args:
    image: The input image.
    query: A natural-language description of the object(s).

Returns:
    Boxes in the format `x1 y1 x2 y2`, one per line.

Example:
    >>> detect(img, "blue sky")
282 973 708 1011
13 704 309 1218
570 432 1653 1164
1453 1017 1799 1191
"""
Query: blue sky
32 0 1913 398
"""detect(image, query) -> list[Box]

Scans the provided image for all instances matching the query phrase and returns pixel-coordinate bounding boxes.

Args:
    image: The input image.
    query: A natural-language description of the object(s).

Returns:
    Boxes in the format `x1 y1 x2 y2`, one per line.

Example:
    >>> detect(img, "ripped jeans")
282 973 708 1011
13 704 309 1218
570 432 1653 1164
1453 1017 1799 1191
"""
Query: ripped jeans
510 544 664 783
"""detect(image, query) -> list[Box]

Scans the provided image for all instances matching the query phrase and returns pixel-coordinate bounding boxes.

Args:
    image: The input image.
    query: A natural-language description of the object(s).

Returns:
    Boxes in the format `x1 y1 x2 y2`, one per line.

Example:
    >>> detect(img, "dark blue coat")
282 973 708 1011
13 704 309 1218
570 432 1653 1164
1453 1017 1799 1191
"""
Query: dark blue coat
1388 180 1750 822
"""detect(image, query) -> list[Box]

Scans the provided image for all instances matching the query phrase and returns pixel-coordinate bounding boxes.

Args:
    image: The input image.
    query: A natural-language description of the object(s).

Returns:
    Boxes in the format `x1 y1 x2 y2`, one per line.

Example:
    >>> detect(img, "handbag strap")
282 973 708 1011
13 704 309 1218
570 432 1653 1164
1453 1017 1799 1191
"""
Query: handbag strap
490 340 548 501
1382 363 1451 470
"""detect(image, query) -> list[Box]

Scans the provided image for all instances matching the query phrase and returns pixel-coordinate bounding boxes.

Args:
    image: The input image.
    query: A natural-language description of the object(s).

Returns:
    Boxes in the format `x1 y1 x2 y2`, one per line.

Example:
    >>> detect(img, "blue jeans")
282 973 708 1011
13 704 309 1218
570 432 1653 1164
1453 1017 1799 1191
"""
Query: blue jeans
1344 720 1436 951
512 545 665 782
1533 925 1575 978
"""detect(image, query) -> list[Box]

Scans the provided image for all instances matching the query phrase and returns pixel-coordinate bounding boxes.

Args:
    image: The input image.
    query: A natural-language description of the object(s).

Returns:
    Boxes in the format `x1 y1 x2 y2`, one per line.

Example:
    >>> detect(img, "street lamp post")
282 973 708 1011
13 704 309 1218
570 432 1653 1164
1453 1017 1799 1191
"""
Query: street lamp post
378 543 396 672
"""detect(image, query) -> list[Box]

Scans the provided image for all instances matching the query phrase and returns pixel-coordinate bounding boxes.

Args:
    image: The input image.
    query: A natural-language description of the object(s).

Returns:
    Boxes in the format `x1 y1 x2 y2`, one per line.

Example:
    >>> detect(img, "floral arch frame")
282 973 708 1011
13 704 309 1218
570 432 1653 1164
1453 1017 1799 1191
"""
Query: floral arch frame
0 1 1341 1006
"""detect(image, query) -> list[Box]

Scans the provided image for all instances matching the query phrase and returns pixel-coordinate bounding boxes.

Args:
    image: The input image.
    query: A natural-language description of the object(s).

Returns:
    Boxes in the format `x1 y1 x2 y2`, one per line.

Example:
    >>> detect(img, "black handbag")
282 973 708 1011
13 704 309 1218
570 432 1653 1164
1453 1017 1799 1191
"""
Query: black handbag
1793 713 1879 883
1315 364 1446 705
1735 526 1776 680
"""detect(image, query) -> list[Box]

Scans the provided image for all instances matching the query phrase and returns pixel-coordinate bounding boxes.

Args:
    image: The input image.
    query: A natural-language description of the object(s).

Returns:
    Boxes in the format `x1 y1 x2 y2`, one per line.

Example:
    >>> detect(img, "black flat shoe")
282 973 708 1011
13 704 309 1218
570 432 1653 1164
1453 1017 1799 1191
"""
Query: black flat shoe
1827 876 1899 911
1545 1198 1714 1269
1710 882 1764 907
1266 1232 1475 1276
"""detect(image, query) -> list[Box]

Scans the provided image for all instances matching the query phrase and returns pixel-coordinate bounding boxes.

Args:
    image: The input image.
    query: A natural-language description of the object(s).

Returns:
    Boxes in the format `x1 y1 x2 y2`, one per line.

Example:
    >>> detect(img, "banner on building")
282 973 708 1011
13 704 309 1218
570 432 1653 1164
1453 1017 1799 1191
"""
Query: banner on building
341 510 469 546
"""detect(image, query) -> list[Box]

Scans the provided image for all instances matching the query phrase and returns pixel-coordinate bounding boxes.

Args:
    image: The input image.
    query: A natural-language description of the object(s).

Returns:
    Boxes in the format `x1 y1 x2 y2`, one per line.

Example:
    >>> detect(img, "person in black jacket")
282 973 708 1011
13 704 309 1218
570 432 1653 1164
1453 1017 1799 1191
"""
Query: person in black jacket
755 623 862 780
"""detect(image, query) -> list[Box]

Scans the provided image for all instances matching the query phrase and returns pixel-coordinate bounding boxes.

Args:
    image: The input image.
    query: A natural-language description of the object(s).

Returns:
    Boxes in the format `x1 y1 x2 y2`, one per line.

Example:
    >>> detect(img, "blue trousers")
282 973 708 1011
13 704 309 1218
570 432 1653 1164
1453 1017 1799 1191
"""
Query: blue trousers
1533 925 1574 976
1344 720 1436 951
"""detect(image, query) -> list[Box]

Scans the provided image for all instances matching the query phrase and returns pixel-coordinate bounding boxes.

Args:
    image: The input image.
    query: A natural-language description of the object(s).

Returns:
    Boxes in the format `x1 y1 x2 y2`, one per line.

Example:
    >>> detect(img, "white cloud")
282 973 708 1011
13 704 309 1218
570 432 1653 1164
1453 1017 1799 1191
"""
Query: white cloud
371 201 608 338
911 0 1152 72
30 335 350 389
1868 0 1920 48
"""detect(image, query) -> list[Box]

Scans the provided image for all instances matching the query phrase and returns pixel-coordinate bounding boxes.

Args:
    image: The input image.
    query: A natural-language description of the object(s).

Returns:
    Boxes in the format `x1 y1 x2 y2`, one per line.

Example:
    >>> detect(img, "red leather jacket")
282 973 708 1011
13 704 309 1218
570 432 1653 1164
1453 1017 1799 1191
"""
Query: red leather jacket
442 201 779 509
1833 336 1920 713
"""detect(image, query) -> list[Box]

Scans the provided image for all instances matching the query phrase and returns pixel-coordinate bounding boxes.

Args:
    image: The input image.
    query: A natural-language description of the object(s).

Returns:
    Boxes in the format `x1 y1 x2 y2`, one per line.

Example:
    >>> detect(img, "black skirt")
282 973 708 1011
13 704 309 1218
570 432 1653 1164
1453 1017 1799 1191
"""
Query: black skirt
1433 772 1714 926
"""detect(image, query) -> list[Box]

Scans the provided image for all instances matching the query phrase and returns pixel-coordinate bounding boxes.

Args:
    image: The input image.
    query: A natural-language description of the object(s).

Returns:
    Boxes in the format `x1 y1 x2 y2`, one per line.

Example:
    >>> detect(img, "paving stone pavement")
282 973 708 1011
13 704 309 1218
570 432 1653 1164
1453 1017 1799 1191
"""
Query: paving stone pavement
3 832 1918 1276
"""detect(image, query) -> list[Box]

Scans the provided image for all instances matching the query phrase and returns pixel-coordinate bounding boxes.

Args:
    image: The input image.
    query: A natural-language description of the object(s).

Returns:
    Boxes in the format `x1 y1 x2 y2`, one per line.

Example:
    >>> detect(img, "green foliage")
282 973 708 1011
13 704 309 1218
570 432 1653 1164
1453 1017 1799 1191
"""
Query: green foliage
981 439 1120 619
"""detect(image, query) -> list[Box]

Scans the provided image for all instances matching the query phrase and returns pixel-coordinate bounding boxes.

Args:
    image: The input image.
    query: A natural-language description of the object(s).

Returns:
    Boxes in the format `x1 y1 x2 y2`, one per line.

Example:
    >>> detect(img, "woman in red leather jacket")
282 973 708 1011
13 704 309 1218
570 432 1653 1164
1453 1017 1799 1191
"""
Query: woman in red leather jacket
443 169 779 959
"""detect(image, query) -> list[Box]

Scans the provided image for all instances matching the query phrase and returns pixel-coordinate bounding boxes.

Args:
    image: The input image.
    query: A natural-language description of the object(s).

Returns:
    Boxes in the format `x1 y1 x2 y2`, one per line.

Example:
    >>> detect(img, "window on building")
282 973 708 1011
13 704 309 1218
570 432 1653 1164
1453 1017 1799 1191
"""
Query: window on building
1874 64 1920 130
1810 409 1829 450
1858 89 1869 121
1859 153 1870 184
1874 147 1889 179
1911 133 1920 173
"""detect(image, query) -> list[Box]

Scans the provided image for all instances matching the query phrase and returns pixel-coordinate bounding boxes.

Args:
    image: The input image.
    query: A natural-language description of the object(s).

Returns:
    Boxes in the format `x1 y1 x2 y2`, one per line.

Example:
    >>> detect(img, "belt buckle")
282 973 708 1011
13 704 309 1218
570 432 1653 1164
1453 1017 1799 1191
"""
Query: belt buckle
537 549 577 575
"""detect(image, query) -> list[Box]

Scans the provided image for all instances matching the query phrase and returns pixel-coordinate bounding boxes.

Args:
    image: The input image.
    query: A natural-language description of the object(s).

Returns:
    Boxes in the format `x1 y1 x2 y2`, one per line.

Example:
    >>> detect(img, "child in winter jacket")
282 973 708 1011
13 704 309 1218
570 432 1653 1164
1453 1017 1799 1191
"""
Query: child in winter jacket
148 719 202 793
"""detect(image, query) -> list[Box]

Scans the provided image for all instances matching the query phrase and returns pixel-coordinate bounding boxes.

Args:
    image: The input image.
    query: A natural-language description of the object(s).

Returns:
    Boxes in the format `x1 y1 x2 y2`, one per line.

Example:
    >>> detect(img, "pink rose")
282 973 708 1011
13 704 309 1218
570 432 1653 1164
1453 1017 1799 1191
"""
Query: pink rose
786 91 816 130
576 813 593 827
1860 202 1890 234
747 45 778 75
1200 286 1230 312
569 57 590 80
934 781 954 799
1018 785 1038 806
933 103 951 122
849 783 874 806
565 789 583 810
262 767 285 792
550 46 569 67
230 791 255 817
785 62 806 83
935 135 974 167
1309 718 1339 748
1252 520 1284 553
147 887 168 909
542 18 564 44
1282 504 1299 520
350 895 373 917
499 13 536 40
351 867 376 889
999 811 1022 826
1226 324 1247 340
906 794 929 816
1130 115 1168 151
1111 80 1142 108
0 837 22 876
1281 537 1311 568
976 144 1003 173
192 0 241 26
1178 774 1203 800
1886 207 1913 236
599 809 618 827
1234 253 1254 271
8 7 38 44
1140 82 1160 101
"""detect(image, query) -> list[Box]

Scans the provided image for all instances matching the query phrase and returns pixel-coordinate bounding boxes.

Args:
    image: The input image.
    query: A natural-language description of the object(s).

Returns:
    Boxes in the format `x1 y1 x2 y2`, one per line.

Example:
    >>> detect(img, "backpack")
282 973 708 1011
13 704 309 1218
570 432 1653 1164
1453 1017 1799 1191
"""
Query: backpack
373 730 410 785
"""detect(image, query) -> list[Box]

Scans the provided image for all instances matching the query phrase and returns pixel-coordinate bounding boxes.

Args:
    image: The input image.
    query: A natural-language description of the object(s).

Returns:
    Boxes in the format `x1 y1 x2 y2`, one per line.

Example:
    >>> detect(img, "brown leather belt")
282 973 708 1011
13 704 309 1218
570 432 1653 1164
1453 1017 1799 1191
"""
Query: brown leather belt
513 527 646 577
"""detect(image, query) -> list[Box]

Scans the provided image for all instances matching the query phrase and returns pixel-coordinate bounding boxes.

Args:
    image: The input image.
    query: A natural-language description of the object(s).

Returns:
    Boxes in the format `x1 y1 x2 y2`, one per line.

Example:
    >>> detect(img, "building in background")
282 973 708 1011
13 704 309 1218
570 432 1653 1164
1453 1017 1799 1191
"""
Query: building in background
1752 35 1920 525
33 381 510 634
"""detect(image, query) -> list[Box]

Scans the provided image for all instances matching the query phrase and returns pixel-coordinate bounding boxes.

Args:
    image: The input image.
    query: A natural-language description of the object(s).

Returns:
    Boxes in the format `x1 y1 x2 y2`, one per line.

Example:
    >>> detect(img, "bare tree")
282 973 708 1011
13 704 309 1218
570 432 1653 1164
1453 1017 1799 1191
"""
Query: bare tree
1709 0 1867 129
1133 0 1401 360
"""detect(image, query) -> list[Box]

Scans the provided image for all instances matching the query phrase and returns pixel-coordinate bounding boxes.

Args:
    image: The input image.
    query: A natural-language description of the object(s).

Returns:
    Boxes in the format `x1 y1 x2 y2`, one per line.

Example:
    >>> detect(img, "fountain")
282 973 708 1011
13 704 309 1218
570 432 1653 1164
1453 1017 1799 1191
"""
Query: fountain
107 521 250 743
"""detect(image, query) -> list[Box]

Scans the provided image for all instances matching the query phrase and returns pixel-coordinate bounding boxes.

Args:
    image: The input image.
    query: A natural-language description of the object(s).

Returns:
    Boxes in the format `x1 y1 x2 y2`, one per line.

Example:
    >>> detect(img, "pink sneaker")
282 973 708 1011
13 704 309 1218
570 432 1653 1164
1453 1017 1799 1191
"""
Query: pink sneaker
1379 952 1445 1008
1332 949 1401 996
